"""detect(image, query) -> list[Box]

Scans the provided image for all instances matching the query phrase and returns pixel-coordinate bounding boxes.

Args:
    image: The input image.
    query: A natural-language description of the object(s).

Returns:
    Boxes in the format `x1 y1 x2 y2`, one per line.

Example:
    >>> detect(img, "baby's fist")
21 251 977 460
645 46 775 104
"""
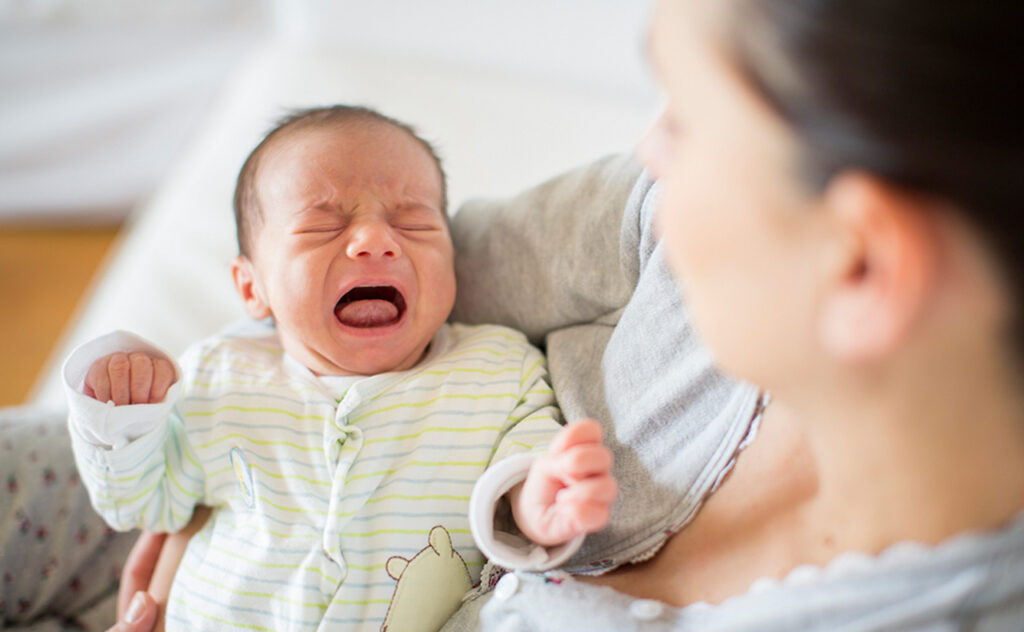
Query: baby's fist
513 420 618 546
84 352 174 406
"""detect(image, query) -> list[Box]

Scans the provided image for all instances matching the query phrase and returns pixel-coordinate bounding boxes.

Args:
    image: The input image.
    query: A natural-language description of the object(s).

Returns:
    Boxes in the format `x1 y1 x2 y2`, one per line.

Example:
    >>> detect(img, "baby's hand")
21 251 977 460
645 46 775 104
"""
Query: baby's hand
511 420 618 547
84 352 175 405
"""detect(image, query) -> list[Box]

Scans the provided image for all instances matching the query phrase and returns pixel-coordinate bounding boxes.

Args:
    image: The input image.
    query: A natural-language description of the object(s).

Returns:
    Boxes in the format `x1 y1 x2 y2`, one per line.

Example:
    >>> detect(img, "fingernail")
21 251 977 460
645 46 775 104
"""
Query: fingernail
125 592 147 623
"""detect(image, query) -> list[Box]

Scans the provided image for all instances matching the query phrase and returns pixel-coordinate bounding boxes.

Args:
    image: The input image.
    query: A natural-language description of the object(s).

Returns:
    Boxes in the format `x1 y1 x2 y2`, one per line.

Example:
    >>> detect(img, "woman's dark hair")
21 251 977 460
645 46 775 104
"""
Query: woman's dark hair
726 1 1023 351
233 105 446 258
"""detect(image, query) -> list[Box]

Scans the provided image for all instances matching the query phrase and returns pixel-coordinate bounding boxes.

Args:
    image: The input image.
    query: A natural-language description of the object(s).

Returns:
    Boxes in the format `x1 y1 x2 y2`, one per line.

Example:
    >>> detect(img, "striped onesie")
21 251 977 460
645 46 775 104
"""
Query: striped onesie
64 322 562 631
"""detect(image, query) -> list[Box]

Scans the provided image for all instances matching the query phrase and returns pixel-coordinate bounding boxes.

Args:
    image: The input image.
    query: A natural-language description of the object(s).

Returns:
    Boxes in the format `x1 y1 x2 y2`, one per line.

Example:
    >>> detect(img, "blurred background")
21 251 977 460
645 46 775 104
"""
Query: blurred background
0 0 656 407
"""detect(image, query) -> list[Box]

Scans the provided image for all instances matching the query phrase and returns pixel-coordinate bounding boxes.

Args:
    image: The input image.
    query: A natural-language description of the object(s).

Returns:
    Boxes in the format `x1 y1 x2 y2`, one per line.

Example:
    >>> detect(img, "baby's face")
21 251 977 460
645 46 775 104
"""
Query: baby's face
244 122 454 375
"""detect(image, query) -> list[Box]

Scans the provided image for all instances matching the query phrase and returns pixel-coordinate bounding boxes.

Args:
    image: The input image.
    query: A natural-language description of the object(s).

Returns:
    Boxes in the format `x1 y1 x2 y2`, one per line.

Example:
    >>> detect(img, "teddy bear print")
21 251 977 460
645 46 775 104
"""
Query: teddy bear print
381 525 472 632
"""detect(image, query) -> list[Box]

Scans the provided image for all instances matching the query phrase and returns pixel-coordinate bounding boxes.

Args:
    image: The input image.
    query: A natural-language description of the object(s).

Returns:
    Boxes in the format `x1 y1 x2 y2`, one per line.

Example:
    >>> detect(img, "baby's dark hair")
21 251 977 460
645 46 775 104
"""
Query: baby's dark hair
232 105 447 258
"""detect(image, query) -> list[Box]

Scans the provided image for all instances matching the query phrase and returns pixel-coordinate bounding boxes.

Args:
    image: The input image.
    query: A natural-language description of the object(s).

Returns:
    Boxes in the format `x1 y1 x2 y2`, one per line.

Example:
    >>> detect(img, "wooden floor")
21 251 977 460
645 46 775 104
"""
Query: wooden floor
0 226 121 407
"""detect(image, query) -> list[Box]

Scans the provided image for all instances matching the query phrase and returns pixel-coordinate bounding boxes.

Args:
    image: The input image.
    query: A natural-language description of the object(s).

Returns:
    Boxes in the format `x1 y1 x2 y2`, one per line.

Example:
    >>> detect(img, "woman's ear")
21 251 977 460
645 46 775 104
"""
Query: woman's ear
817 172 938 362
231 256 272 320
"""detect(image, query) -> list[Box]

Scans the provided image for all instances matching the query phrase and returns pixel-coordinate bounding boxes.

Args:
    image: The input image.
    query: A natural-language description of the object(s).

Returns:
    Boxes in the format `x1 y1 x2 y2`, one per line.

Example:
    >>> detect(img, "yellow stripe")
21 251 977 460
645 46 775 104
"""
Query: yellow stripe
331 599 392 606
197 532 338 583
259 495 330 516
166 460 202 502
114 476 162 505
188 377 321 396
351 392 514 423
345 459 487 483
520 357 545 388
365 492 469 505
194 433 321 452
180 563 328 610
420 366 519 378
339 527 471 538
247 463 332 487
437 345 519 361
185 405 329 422
360 424 502 445
216 520 320 541
335 493 471 517
169 595 275 631
345 558 484 572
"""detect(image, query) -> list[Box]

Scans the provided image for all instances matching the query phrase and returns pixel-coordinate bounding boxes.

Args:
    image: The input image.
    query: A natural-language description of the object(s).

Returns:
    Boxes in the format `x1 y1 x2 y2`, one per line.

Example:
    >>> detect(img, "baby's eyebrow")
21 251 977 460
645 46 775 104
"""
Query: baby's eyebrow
393 201 444 215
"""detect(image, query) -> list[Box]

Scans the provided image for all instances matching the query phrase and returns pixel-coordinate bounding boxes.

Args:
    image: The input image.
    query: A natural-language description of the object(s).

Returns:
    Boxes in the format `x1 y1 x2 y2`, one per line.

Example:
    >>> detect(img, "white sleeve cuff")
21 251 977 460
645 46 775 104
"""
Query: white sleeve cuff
62 330 181 450
469 452 585 571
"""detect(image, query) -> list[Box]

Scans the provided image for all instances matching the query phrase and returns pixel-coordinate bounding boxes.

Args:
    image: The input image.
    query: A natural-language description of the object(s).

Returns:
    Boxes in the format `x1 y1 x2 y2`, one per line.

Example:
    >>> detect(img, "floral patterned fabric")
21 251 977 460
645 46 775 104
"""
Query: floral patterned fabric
0 408 136 631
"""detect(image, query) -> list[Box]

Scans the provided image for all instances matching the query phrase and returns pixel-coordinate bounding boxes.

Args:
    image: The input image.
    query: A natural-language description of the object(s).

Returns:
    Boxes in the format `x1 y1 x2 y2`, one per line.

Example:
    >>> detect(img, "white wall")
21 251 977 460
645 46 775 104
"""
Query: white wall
1 1 655 224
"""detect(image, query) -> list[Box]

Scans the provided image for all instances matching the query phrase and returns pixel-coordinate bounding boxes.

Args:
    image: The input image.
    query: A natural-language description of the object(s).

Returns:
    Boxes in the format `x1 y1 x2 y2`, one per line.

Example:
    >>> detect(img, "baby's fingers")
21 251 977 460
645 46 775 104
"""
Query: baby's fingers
107 353 132 405
129 353 154 405
552 478 618 536
558 476 618 507
549 419 604 454
149 358 175 403
555 443 613 483
85 359 112 403
564 499 615 534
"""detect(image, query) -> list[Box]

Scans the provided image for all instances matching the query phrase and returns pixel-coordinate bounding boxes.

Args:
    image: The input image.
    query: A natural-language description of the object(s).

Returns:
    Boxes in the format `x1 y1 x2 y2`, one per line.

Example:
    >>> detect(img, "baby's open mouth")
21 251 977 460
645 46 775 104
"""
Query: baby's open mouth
334 286 407 328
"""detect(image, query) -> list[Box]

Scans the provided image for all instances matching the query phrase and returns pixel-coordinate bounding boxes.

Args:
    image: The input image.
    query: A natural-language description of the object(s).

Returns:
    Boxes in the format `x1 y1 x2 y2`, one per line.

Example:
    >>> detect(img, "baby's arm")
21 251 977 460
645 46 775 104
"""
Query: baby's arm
63 331 203 533
508 420 616 546
468 340 616 569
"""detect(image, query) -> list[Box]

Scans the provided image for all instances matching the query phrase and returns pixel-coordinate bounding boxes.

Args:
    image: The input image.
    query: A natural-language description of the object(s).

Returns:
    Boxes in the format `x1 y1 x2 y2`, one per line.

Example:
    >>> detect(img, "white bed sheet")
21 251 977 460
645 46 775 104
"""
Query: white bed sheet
30 34 657 406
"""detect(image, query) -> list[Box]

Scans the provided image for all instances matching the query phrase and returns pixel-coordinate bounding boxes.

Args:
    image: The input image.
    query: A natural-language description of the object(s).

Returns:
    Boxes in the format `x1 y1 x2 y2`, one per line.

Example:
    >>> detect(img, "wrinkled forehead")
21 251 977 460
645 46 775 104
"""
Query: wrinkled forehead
256 121 446 212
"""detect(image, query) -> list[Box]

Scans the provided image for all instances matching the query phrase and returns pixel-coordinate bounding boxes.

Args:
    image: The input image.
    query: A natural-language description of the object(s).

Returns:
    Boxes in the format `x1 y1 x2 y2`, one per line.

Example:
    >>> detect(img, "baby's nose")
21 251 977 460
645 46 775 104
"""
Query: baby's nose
345 220 401 259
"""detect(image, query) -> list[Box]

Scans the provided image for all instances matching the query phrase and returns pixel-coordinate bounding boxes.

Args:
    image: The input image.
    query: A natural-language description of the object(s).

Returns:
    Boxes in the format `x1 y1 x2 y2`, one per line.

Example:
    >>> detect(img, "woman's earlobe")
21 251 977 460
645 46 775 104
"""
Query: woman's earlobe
231 256 272 320
817 172 937 363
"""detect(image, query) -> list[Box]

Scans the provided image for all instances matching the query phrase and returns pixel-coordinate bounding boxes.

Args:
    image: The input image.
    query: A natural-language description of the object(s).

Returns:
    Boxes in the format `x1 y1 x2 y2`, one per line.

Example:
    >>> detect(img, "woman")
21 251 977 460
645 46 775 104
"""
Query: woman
113 0 1024 629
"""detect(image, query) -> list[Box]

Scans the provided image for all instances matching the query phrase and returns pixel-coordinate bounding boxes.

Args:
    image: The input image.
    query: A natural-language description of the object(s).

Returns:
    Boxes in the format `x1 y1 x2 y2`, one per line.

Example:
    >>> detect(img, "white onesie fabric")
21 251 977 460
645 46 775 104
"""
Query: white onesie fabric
64 323 566 631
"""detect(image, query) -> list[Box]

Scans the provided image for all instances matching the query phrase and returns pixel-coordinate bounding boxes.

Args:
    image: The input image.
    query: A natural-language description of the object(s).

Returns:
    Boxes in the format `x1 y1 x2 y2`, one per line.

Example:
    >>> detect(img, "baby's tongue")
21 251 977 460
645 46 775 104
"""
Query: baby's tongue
336 300 399 327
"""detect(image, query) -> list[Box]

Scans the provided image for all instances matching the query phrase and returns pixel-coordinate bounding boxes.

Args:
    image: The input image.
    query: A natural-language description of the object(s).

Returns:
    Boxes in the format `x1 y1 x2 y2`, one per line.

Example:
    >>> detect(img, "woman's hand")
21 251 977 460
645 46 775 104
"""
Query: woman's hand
106 506 212 632
108 591 158 632
105 531 166 632
511 420 618 546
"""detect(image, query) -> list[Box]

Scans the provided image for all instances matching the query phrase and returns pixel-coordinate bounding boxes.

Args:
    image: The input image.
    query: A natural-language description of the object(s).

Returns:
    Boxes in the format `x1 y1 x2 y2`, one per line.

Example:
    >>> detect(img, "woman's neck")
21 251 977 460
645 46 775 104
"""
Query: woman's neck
780 343 1024 553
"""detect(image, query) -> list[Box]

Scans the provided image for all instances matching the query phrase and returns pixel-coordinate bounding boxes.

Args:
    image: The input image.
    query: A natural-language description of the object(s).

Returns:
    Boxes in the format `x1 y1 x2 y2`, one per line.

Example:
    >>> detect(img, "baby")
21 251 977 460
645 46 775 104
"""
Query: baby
63 106 615 631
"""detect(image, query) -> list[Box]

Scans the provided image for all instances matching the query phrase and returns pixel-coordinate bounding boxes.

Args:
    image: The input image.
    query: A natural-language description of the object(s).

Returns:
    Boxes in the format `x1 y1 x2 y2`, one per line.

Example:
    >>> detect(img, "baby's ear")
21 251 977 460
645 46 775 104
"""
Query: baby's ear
231 256 272 320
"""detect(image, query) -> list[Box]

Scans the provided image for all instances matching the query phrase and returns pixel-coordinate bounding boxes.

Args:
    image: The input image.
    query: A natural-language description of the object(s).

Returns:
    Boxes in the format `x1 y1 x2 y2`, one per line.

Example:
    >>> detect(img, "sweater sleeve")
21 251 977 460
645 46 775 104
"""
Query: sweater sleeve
450 154 644 347
63 331 205 532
